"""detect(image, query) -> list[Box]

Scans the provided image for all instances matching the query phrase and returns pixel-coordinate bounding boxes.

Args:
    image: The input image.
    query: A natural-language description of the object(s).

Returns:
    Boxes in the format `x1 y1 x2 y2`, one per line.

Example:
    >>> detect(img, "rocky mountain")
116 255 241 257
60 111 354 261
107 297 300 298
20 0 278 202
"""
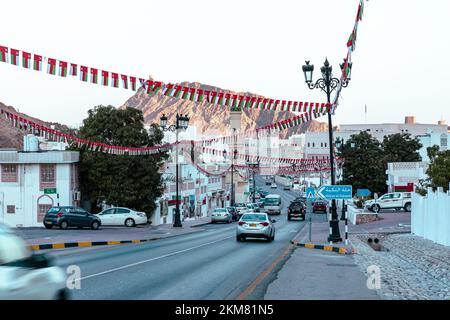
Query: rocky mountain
0 101 69 149
122 82 329 138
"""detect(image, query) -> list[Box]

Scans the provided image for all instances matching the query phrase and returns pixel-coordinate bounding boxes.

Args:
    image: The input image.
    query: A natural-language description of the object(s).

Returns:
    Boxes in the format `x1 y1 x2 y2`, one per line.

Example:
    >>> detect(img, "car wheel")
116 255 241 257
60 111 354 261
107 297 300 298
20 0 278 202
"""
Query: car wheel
272 233 275 241
44 224 53 229
312 210 315 214
60 221 68 230
125 218 136 227
287 215 291 221
371 204 381 213
267 236 272 242
91 221 100 230
404 203 411 212
236 236 241 242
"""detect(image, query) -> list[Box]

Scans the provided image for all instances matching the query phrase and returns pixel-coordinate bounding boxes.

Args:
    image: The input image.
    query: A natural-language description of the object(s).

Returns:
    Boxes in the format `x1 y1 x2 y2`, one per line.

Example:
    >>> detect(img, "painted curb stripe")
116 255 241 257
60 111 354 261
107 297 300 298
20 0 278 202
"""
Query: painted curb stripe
290 241 349 255
28 237 165 251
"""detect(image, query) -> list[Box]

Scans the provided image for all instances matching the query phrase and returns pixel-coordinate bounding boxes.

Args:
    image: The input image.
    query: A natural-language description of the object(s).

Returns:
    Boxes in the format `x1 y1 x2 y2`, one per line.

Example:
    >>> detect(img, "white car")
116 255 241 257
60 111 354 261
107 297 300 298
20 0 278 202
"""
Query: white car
97 207 148 227
271 183 277 189
0 224 68 300
364 192 412 213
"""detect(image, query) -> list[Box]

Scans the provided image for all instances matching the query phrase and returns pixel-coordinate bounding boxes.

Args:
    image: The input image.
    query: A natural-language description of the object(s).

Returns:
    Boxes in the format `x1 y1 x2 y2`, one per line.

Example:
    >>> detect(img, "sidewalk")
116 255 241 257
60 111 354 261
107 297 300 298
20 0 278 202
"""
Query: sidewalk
15 217 211 247
291 212 411 254
264 247 379 299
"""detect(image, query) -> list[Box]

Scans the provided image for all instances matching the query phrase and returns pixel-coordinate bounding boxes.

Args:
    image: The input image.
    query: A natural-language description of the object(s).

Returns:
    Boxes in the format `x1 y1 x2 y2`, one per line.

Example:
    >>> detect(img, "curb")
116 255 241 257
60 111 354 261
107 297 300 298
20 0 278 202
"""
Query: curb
29 237 163 251
28 223 212 251
290 240 352 255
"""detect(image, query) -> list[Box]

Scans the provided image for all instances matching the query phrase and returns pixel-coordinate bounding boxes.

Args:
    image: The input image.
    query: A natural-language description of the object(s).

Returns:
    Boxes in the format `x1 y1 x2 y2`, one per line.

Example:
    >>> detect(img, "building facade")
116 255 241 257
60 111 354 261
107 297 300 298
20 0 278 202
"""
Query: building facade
0 149 80 227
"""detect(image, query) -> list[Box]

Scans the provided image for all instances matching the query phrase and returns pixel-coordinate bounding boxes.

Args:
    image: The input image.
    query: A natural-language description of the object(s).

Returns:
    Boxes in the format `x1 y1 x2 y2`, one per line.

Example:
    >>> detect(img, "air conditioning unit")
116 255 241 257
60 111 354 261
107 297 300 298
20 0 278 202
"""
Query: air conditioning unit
73 191 81 201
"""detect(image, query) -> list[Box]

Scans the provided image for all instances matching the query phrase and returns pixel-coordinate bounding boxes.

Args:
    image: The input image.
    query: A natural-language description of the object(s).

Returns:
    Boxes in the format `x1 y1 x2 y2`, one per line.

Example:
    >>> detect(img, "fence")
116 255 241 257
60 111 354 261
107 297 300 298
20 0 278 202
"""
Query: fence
412 188 450 246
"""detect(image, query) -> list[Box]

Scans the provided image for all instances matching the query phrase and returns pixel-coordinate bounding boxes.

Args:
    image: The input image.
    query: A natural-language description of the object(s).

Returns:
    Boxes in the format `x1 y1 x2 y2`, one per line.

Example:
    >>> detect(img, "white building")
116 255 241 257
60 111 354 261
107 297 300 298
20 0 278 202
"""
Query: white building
0 148 80 228
386 162 429 193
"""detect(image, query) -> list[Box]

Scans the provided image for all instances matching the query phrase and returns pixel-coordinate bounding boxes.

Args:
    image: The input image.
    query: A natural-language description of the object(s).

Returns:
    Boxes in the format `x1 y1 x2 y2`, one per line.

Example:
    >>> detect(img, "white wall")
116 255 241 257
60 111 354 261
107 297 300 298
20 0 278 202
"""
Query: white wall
0 163 74 227
412 189 450 246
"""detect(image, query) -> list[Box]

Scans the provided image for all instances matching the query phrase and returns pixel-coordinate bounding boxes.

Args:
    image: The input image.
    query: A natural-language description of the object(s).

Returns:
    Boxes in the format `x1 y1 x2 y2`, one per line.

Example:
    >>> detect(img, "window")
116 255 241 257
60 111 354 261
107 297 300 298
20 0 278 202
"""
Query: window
440 134 447 147
7 205 15 214
40 164 56 190
117 208 130 214
1 164 18 182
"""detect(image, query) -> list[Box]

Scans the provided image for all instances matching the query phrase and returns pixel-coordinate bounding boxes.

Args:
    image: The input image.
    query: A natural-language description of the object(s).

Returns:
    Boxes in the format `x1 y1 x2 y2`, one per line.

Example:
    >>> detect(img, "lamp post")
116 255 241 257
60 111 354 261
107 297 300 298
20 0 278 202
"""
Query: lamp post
302 58 352 243
160 113 190 227
223 147 238 207
247 160 260 203
335 137 347 221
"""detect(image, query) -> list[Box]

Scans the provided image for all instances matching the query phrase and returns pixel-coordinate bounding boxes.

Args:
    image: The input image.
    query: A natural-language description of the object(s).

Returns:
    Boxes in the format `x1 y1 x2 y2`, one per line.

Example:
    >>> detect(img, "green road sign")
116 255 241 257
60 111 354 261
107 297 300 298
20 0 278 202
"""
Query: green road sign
44 188 57 194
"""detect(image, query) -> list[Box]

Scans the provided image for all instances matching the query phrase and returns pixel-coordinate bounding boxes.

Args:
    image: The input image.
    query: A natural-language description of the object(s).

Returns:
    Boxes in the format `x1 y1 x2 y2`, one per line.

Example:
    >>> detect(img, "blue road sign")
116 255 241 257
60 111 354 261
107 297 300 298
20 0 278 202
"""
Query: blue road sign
306 187 316 200
356 189 371 197
317 185 353 200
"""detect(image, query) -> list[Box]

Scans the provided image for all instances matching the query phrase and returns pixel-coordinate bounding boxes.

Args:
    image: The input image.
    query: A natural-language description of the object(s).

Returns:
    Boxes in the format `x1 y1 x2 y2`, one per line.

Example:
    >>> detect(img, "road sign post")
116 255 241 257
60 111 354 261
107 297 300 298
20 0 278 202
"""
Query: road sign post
306 187 316 242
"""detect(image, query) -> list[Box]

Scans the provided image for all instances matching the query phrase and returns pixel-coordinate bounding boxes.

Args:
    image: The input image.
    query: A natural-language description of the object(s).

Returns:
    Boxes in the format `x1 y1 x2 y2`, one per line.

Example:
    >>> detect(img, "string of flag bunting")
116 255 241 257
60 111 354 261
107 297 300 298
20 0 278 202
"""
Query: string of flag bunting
0 45 330 114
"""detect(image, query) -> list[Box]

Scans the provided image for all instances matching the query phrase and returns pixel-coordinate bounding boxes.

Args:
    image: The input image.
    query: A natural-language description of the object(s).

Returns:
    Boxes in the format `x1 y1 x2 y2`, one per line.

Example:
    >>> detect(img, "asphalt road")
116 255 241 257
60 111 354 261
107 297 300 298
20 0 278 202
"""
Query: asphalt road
50 176 326 300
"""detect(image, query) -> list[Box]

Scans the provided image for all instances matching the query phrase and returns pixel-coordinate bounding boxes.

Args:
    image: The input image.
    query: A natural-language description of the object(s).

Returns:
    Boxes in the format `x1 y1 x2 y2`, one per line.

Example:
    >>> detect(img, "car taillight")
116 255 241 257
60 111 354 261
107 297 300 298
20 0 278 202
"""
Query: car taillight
288 209 290 213
238 221 246 225
56 212 63 218
260 222 269 227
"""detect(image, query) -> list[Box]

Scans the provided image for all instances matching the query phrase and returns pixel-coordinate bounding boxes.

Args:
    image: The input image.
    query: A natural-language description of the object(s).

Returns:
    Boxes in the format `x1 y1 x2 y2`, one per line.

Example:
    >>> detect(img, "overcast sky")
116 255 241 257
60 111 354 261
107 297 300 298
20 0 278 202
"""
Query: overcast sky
1 0 449 128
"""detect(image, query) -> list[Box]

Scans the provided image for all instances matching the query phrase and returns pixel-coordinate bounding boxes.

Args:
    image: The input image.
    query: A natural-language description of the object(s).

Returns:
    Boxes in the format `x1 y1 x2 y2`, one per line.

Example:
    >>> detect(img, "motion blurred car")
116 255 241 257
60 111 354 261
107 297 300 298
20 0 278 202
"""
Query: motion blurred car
226 206 238 221
97 207 147 227
0 224 68 300
313 200 328 213
236 213 276 242
43 206 101 230
211 208 232 224
288 201 306 221
271 183 277 189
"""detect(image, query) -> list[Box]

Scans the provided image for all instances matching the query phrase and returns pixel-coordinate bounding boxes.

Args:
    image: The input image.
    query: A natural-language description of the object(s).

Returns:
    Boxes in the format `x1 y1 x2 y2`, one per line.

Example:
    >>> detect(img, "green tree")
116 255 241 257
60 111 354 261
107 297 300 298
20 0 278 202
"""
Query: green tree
426 150 450 192
339 131 387 195
382 133 422 163
76 105 167 216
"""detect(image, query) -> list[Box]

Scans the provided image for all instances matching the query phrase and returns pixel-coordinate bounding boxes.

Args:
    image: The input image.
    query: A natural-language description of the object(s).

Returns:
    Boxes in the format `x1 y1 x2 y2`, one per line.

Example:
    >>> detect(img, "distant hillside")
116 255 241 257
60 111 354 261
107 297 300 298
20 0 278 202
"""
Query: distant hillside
122 82 329 138
0 101 69 149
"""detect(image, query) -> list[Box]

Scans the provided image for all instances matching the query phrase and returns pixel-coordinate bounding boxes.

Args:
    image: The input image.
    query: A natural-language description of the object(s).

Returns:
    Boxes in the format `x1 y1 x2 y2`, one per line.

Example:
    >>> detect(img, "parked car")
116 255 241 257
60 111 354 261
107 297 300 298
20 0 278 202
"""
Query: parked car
236 212 276 242
283 184 291 191
271 183 277 189
0 224 69 300
226 206 238 221
97 207 147 227
288 201 306 221
43 206 101 230
364 192 412 213
313 200 328 213
211 208 232 224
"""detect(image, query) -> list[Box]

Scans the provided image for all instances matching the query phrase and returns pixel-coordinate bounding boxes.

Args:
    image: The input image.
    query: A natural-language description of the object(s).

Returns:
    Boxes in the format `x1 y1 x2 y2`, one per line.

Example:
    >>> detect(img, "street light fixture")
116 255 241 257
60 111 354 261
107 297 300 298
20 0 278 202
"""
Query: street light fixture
302 58 352 243
159 113 190 227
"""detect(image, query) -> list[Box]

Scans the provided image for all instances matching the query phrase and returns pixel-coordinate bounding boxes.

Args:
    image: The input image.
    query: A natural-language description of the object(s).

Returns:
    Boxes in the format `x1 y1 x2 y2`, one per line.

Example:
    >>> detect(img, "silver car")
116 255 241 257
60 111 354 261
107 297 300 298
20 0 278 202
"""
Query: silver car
211 208 232 224
236 213 276 242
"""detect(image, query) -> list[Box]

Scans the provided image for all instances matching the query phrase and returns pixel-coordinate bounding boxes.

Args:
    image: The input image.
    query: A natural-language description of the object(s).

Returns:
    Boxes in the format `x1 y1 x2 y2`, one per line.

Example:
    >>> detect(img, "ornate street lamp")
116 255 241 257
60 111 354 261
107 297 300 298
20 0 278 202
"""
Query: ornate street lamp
159 113 190 227
302 58 352 243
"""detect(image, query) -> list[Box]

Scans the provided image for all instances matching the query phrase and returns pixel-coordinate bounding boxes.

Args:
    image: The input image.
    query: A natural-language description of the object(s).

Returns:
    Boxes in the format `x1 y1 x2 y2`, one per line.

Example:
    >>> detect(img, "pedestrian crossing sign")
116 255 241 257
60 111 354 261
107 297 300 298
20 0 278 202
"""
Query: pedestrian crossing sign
306 187 316 200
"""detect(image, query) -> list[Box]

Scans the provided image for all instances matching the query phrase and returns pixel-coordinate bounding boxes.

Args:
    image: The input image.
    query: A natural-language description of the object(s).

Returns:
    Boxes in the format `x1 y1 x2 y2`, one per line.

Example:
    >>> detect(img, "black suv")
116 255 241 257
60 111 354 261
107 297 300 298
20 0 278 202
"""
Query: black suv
287 201 306 221
43 206 101 230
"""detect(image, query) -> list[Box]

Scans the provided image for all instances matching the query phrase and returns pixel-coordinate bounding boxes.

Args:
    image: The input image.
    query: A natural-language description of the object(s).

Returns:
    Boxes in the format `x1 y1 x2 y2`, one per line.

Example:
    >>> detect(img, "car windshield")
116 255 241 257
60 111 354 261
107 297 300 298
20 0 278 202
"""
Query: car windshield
264 198 281 205
48 207 61 213
241 214 267 221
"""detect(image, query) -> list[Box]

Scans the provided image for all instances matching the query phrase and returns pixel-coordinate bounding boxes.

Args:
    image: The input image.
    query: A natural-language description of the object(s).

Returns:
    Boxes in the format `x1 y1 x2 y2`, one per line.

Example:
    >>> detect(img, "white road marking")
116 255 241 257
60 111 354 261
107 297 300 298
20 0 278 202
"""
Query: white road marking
78 235 233 281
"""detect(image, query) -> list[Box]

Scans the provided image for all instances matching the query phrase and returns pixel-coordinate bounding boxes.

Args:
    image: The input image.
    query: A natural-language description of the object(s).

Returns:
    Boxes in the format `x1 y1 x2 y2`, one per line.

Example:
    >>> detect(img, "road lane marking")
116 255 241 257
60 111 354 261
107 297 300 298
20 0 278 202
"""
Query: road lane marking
78 235 233 282
236 243 295 300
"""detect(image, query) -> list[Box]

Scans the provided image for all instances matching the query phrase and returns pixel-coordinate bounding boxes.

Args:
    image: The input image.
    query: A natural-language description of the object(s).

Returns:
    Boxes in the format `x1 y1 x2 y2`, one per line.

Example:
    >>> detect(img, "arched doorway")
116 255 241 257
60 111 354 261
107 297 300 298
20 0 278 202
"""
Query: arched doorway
37 194 54 223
